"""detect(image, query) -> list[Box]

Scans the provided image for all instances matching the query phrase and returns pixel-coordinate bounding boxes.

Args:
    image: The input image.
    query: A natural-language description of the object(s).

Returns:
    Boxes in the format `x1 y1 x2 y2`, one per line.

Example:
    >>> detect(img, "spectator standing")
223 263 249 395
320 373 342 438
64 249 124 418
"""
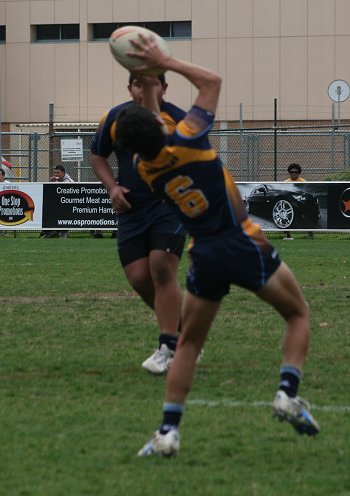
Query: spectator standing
283 163 313 240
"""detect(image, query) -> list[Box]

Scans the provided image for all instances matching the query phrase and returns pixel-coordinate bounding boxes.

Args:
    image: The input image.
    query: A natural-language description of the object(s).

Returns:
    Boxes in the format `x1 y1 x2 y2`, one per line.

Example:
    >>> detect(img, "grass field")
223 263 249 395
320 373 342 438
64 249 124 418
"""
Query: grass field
1 232 350 496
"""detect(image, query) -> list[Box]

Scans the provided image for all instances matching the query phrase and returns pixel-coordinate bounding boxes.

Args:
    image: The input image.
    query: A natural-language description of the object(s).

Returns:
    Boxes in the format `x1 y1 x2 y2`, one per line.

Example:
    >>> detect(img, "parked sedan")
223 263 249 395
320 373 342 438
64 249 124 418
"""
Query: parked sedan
245 184 320 229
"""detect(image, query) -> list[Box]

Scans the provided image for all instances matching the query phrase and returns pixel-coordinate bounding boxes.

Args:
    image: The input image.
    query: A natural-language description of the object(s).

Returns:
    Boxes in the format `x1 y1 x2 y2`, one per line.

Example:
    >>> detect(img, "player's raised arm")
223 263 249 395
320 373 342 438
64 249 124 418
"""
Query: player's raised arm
129 35 222 115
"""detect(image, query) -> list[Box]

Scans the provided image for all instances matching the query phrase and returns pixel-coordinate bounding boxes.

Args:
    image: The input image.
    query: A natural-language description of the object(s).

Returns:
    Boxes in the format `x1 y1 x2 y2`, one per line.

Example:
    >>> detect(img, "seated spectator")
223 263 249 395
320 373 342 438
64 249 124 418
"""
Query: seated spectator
50 165 74 183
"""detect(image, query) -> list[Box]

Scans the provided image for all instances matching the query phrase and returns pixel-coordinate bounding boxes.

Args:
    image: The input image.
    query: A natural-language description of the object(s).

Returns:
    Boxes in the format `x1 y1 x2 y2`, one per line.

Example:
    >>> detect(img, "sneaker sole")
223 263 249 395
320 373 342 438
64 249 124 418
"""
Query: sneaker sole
273 408 319 436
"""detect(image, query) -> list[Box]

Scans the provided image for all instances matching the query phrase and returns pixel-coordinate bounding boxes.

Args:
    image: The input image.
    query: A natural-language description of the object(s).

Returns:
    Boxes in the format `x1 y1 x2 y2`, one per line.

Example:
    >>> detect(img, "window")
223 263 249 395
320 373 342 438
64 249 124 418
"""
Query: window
35 24 80 42
91 21 191 40
145 22 171 38
0 25 5 43
92 23 120 40
171 21 191 38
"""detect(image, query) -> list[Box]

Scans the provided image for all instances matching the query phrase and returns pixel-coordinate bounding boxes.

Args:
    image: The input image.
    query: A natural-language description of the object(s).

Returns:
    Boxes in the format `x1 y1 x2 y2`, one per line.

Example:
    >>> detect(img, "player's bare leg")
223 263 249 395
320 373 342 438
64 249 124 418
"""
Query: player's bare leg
257 262 319 435
124 257 155 309
165 292 220 403
149 250 182 335
256 261 309 369
124 252 181 374
138 292 220 456
138 250 182 374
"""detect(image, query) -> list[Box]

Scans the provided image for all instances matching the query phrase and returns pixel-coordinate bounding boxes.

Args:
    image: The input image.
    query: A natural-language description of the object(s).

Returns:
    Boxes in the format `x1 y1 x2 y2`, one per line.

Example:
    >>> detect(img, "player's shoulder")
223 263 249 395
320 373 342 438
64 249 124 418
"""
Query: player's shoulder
175 106 214 140
95 101 133 137
161 101 187 120
106 100 133 120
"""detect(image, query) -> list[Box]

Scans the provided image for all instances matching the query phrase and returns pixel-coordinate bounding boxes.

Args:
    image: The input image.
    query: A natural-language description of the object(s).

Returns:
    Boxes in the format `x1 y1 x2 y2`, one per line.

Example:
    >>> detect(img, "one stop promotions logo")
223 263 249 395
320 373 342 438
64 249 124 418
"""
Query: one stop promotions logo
339 187 350 219
0 190 35 226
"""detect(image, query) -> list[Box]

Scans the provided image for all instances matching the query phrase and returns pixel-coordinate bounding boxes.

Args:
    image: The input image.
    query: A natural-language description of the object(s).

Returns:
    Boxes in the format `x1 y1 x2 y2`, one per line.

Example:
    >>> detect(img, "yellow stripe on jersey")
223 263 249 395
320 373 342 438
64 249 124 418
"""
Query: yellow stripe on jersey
176 120 202 137
137 146 217 188
161 113 177 134
241 218 265 242
110 120 117 142
96 111 108 134
222 167 244 216
222 167 262 239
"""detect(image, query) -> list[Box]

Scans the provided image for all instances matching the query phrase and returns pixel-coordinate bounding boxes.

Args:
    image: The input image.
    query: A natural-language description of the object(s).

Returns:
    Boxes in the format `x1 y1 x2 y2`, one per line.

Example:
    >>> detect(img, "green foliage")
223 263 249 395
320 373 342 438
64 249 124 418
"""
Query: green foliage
1 234 350 495
324 170 350 181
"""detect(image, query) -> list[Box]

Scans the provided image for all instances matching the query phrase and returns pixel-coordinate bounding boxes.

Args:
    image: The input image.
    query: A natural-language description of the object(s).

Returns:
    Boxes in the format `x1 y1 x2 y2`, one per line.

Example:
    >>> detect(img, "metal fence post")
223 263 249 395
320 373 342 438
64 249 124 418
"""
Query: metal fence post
273 98 277 181
49 103 54 179
346 133 350 169
32 133 40 182
239 103 244 178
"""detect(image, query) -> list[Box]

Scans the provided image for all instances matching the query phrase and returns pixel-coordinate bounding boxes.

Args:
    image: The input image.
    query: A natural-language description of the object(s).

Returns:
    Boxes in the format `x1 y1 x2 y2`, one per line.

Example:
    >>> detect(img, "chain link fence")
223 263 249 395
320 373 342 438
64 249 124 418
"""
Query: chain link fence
1 125 350 183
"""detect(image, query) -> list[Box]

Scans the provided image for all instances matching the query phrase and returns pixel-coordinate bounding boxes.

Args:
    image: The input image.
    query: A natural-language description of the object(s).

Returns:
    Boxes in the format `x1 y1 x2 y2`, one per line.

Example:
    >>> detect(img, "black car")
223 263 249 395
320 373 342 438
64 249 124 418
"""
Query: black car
245 184 320 229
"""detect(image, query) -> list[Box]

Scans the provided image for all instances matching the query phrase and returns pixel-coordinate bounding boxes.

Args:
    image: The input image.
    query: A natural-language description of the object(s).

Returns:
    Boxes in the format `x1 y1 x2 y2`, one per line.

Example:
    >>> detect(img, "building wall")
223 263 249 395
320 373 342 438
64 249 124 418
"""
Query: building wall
1 0 350 127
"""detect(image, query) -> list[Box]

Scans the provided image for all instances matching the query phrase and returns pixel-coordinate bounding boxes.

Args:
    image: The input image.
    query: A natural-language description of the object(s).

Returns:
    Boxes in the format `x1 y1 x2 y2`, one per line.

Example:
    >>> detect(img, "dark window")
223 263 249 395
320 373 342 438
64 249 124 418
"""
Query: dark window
0 25 6 42
37 25 60 40
145 22 171 38
35 24 79 42
93 23 119 40
61 24 80 40
91 21 191 40
171 21 191 38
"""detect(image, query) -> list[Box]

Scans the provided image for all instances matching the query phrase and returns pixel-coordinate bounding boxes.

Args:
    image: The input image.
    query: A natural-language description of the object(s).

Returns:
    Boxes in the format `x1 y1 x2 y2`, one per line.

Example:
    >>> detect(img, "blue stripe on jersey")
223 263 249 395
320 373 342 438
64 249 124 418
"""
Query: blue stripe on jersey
174 223 184 234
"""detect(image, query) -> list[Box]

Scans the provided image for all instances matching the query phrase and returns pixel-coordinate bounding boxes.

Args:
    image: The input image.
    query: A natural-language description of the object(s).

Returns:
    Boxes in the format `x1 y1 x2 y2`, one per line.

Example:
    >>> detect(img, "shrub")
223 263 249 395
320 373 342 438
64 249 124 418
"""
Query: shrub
324 170 350 181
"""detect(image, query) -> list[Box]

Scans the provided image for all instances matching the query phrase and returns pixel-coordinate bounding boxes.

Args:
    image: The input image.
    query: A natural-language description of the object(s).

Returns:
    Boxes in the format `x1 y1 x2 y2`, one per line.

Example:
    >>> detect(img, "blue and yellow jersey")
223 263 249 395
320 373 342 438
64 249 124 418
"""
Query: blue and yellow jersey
136 106 262 240
90 101 186 209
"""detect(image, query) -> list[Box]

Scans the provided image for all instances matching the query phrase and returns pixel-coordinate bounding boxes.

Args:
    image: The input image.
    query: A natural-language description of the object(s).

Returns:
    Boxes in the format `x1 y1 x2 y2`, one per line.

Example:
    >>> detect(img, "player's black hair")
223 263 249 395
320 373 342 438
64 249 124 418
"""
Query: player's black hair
0 168 5 176
287 163 302 173
117 106 165 160
128 72 166 86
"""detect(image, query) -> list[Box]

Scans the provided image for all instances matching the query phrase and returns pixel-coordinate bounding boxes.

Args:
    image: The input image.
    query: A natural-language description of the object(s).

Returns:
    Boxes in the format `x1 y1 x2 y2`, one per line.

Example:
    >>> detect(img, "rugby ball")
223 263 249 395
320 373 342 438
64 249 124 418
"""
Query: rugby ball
109 25 170 75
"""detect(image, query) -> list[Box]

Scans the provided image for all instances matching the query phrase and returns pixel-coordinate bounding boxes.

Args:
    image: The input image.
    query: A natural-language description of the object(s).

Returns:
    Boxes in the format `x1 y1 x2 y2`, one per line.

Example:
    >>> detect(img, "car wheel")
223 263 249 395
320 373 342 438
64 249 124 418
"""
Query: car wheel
272 200 294 228
245 200 250 214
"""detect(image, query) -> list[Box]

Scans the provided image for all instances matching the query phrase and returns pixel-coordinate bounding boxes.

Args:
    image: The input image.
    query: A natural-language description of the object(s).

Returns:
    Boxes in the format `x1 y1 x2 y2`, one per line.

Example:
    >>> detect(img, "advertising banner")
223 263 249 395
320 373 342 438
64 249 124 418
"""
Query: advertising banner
238 182 350 231
0 182 117 231
0 183 43 229
42 183 117 230
0 181 350 231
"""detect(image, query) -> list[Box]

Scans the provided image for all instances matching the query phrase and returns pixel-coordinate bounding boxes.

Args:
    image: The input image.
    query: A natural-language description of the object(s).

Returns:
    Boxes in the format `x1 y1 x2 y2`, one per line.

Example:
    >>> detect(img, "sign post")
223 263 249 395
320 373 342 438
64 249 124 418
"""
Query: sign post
327 80 350 126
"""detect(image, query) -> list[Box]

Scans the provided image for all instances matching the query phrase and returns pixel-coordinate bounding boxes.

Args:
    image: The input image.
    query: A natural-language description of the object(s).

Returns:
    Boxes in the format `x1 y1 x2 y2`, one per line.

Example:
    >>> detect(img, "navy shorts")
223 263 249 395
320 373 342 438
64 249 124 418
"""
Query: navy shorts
118 230 186 267
117 197 185 246
186 229 281 301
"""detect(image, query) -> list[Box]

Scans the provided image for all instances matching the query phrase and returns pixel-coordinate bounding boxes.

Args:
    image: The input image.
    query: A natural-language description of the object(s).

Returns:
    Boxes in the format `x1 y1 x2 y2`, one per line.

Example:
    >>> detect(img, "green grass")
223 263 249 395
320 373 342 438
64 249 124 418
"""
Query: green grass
1 233 350 495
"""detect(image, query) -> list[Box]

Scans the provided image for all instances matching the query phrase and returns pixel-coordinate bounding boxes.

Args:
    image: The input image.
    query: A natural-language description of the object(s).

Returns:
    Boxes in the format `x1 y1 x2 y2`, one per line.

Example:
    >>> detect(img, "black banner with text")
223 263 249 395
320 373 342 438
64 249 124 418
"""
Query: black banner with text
1 182 350 231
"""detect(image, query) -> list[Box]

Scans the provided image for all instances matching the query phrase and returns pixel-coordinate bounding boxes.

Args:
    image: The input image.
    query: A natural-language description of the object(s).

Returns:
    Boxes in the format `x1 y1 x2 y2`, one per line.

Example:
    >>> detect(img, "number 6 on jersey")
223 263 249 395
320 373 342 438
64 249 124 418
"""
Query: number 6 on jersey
165 175 209 217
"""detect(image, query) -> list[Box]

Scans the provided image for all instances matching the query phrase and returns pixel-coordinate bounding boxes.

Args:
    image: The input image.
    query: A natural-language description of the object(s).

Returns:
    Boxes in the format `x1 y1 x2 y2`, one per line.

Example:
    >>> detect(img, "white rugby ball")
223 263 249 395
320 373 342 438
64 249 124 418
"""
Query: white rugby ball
109 25 170 75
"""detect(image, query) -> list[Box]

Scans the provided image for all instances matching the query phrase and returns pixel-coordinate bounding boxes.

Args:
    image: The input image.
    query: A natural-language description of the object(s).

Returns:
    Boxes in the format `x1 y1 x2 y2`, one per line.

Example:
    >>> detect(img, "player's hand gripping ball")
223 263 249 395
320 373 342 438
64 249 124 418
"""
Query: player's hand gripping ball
109 25 170 75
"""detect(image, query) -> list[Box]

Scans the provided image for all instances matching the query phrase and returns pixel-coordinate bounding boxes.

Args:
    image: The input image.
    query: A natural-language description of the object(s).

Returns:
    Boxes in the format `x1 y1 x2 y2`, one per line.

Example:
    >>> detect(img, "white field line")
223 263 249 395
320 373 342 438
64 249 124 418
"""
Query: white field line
188 399 350 413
